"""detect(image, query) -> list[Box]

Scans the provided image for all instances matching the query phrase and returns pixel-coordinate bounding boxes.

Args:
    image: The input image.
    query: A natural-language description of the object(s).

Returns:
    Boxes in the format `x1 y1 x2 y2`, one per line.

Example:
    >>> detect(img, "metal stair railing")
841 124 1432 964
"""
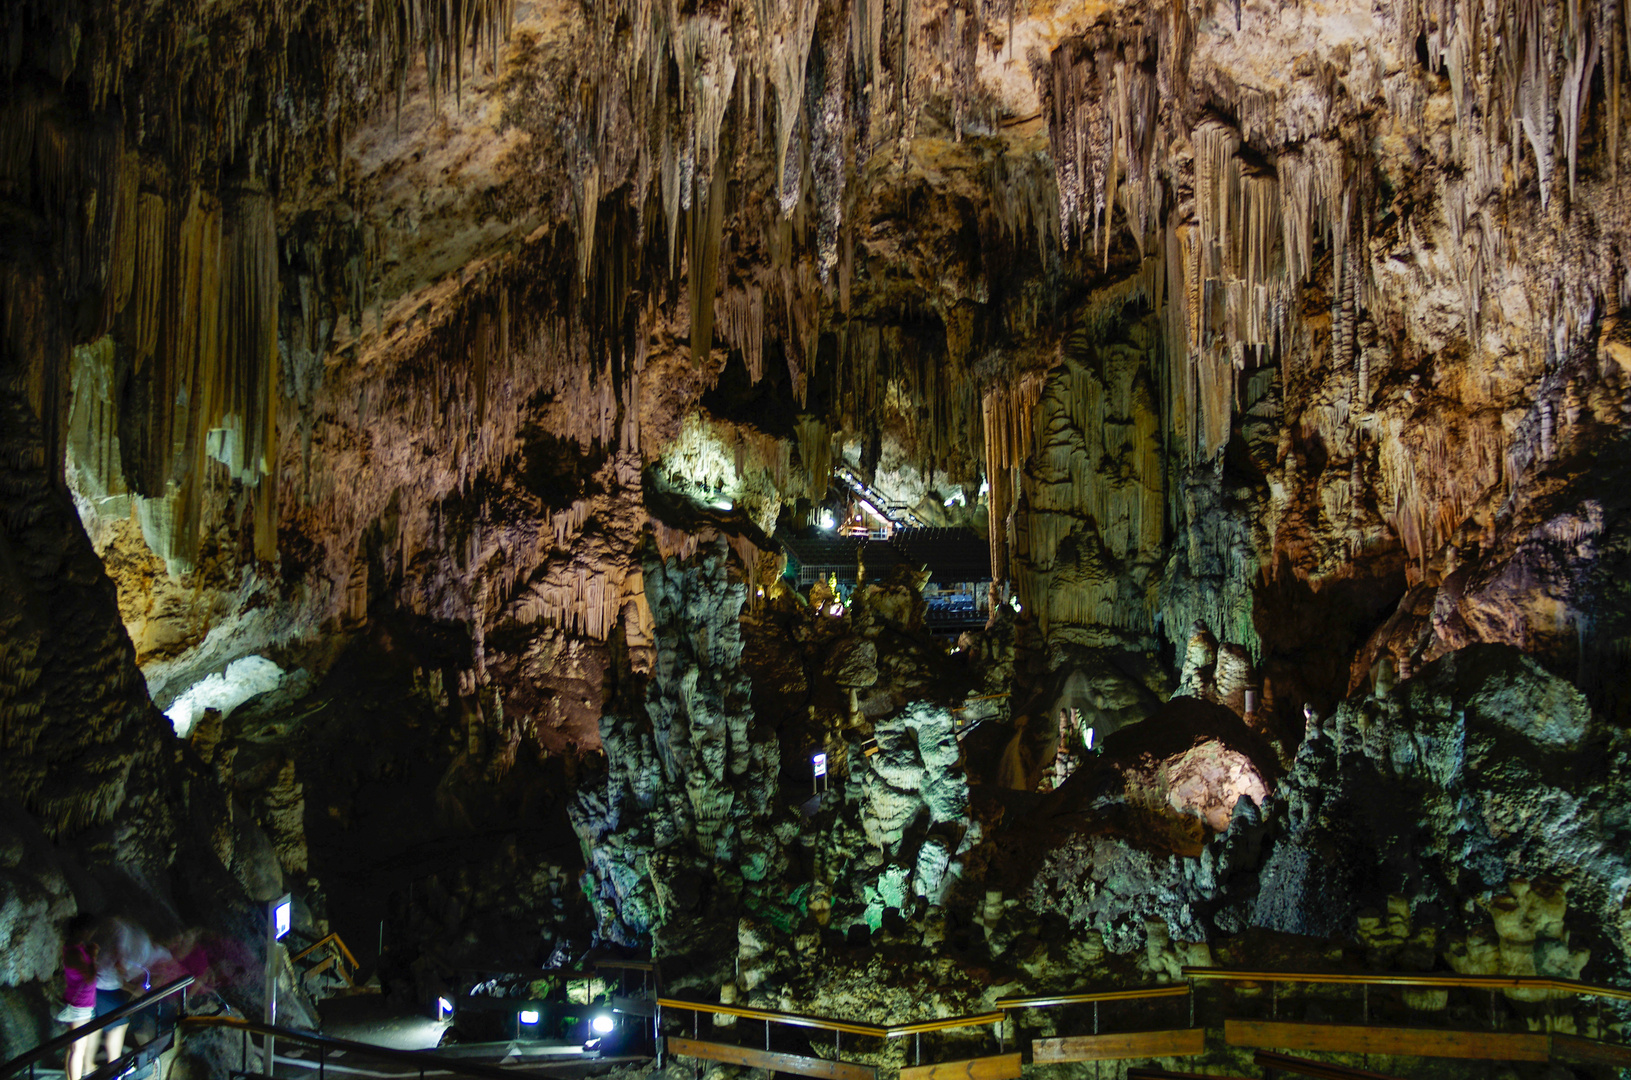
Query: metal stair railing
178 1016 519 1080
0 977 194 1080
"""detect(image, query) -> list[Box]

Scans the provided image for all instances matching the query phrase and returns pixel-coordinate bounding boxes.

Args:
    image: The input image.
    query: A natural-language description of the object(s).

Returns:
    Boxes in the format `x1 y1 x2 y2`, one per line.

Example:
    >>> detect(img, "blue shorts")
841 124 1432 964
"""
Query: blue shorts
94 989 130 1029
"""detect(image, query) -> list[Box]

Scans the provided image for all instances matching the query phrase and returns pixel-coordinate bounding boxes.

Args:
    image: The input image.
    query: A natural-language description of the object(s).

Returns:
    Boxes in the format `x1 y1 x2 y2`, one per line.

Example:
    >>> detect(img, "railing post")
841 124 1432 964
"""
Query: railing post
1362 984 1369 1024
1490 990 1498 1031
1093 1001 1099 1035
1188 979 1194 1028
1271 982 1277 1020
915 1032 920 1066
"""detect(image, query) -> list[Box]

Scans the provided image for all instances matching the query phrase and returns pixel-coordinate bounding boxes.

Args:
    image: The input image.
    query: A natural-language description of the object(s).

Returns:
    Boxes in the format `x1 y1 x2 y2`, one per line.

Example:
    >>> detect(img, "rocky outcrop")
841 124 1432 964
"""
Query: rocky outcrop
1251 644 1631 974
570 537 785 956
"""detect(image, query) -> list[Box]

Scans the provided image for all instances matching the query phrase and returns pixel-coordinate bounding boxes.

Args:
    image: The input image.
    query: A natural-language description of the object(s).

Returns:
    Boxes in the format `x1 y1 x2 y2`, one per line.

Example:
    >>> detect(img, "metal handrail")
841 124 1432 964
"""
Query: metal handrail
0 977 194 1080
997 986 1189 1009
657 998 887 1037
657 996 1006 1040
883 1012 1004 1038
594 960 658 972
1182 966 1631 1001
81 1028 173 1080
178 1016 518 1080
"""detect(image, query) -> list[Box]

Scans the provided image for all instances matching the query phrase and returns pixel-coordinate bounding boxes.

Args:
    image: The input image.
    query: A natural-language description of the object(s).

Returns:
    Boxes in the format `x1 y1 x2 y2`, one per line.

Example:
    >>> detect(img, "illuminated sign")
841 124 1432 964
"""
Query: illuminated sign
813 753 827 778
270 895 292 940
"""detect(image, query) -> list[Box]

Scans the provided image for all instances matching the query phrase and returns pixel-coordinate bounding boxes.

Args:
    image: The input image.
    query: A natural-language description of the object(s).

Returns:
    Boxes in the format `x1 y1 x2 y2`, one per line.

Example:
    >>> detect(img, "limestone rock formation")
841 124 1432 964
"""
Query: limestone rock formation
1254 645 1631 964
571 537 785 957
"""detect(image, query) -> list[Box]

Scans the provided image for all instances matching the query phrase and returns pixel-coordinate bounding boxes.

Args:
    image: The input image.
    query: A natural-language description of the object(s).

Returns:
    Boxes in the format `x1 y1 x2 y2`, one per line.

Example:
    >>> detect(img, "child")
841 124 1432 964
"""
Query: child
56 915 99 1080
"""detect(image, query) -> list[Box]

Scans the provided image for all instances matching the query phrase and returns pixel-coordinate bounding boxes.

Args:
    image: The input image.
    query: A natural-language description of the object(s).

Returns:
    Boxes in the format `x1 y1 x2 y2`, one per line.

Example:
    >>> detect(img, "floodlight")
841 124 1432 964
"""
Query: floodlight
437 997 453 1019
592 1014 615 1035
519 1010 541 1025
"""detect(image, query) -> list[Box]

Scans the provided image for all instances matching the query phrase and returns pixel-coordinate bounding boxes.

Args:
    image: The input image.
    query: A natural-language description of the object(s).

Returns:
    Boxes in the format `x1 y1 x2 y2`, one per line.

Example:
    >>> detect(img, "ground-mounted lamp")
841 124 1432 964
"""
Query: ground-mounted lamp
437 996 453 1021
583 1010 621 1055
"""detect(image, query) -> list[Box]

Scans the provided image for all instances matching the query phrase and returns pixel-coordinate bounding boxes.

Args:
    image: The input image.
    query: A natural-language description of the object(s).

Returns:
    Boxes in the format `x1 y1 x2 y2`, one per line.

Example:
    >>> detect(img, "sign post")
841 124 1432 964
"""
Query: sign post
265 894 292 1076
812 752 827 796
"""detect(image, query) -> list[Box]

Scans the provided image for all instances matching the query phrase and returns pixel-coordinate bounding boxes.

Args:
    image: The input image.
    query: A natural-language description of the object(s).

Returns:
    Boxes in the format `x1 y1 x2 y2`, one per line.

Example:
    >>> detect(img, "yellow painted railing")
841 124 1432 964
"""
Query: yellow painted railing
1181 967 1631 1002
656 999 1005 1039
290 932 360 988
658 997 889 1037
997 986 1190 1009
885 1013 1006 1038
290 932 359 970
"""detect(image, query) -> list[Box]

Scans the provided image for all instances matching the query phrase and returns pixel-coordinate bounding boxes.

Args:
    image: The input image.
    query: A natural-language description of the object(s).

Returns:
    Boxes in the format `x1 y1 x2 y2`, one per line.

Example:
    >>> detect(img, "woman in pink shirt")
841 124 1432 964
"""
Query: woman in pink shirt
55 916 98 1080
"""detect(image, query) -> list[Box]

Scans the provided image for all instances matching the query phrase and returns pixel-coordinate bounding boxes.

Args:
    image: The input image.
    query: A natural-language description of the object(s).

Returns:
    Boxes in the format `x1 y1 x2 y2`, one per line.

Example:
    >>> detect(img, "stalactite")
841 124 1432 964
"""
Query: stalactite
981 373 1044 583
1010 340 1165 635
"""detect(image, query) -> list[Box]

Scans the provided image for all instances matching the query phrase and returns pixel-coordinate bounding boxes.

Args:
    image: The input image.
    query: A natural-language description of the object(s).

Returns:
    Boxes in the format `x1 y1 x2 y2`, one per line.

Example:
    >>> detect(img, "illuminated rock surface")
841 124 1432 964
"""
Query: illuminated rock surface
2 0 1631 1072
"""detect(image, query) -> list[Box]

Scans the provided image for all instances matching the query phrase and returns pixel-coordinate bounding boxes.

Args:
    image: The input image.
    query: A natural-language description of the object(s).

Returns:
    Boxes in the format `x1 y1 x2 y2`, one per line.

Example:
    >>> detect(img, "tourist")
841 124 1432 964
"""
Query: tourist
56 915 99 1080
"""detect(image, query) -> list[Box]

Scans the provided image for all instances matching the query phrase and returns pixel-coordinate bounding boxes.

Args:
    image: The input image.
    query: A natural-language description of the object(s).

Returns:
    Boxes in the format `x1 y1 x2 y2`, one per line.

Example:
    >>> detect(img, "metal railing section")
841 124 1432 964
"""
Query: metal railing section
178 1016 517 1080
0 977 194 1080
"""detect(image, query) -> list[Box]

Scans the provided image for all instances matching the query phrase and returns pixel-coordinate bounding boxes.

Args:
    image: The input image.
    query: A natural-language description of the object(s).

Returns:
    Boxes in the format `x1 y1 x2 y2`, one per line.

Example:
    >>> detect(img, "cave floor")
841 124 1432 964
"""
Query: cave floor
306 997 647 1078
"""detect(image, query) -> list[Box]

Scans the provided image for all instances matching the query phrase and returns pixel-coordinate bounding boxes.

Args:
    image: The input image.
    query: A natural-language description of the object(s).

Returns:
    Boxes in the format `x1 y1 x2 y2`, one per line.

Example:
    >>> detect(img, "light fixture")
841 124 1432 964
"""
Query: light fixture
1084 727 1095 750
591 1013 615 1035
712 497 734 511
819 509 835 530
437 997 453 1020
270 895 292 940
519 1010 540 1025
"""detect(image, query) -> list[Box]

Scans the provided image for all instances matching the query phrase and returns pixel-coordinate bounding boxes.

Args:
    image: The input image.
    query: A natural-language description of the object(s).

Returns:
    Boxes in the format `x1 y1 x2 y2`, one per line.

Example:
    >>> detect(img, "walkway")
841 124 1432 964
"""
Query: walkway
657 966 1631 1080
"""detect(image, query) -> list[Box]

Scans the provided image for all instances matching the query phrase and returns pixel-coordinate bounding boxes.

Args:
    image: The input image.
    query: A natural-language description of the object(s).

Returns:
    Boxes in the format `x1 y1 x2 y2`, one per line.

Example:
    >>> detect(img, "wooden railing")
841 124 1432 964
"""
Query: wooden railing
658 967 1631 1077
657 995 1011 1079
996 986 1190 1009
657 997 1005 1039
290 933 360 991
1183 966 1631 1000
